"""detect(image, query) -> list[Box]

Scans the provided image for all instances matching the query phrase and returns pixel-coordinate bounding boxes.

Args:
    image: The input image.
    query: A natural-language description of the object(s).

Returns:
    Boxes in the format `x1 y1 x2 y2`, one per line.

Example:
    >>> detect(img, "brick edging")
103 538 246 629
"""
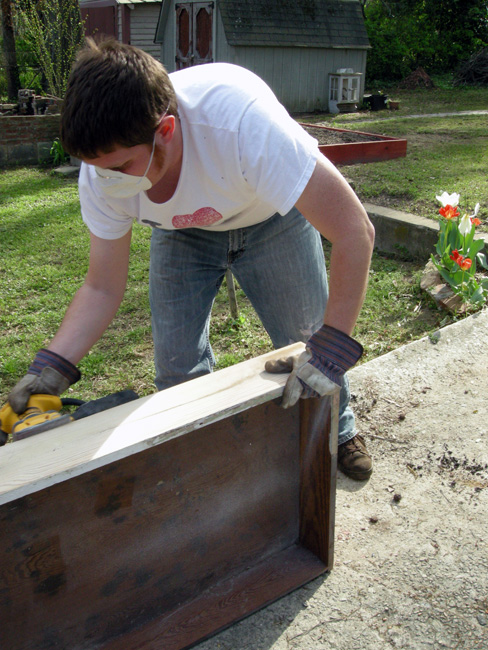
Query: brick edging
0 114 61 167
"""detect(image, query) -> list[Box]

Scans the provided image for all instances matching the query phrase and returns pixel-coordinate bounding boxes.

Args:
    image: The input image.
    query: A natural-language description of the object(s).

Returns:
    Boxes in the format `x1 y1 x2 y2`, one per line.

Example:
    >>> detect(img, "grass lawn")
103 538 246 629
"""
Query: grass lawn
298 82 488 226
0 168 455 406
1 82 486 405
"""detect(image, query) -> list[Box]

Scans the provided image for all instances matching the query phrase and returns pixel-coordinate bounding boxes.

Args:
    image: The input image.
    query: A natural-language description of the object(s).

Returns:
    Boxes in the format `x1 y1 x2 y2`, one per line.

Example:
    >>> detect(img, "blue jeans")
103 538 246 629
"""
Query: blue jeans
149 208 357 445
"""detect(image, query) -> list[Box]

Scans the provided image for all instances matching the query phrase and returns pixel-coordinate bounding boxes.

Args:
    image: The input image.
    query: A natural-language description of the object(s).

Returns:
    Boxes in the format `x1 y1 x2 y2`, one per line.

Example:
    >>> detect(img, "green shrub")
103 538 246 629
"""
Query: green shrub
50 138 69 166
364 0 488 83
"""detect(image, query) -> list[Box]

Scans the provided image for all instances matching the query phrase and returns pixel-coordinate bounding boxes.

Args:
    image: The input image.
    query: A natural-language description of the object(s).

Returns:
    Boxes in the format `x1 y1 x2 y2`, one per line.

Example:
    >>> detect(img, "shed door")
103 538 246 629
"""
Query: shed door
81 6 117 40
176 2 213 70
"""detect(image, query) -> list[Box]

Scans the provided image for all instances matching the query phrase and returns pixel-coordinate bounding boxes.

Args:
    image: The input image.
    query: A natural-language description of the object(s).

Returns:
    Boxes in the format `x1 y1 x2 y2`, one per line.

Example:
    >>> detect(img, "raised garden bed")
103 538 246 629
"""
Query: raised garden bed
300 123 407 166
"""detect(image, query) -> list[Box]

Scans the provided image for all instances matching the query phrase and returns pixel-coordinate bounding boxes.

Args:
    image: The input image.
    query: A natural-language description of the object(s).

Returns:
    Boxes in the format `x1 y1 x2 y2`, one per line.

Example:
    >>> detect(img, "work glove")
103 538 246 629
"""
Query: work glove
265 324 363 408
8 349 81 414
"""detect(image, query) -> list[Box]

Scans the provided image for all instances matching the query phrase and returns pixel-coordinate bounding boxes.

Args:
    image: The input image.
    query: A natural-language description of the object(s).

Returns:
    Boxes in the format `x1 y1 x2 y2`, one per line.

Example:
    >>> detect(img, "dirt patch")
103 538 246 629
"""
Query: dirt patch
302 124 383 145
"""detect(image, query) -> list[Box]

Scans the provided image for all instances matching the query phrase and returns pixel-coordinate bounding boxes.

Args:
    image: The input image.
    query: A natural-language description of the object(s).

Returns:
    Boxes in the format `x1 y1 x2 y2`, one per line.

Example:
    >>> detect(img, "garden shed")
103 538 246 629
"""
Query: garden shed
80 0 161 60
155 0 370 112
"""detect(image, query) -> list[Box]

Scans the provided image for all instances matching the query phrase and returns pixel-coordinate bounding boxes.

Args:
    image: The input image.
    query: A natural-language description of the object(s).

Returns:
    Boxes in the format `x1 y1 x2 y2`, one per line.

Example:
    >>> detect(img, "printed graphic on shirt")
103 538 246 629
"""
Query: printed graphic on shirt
172 207 223 229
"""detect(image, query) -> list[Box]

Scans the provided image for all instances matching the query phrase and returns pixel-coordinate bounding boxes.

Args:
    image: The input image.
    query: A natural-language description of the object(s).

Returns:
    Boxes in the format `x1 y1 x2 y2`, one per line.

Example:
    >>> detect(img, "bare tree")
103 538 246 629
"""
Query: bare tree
1 0 21 100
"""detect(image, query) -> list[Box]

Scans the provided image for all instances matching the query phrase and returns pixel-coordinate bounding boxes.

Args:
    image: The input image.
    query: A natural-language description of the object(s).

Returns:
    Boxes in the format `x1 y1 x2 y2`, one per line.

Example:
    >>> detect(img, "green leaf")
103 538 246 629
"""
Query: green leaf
430 253 441 270
437 265 460 288
477 252 488 270
468 286 486 305
462 224 476 251
436 239 446 257
468 239 486 258
448 224 462 252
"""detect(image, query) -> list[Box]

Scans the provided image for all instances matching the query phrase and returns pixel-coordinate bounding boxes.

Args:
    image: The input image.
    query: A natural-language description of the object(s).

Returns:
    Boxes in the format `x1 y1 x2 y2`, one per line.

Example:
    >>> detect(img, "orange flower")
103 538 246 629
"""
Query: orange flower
450 250 472 270
439 204 460 219
471 217 481 226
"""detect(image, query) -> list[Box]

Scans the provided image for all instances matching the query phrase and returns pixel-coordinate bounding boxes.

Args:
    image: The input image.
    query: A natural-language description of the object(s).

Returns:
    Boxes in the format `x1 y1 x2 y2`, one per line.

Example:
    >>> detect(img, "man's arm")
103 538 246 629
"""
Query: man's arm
7 230 132 413
47 229 132 364
295 156 374 336
264 157 373 408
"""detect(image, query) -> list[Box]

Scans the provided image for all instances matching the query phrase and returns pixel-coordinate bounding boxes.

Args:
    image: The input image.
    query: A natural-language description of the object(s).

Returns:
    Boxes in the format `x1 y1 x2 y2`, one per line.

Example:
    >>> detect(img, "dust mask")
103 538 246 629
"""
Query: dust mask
94 136 156 199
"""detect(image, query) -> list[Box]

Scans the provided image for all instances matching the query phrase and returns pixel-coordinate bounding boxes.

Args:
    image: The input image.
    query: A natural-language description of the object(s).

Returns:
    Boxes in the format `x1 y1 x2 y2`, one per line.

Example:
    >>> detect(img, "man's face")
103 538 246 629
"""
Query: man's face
83 115 177 194
84 141 164 187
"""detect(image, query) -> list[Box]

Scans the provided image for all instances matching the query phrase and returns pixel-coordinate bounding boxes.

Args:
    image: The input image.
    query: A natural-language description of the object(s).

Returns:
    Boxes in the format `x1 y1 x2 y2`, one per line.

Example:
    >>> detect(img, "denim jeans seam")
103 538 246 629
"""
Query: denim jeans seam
149 211 356 441
228 229 246 265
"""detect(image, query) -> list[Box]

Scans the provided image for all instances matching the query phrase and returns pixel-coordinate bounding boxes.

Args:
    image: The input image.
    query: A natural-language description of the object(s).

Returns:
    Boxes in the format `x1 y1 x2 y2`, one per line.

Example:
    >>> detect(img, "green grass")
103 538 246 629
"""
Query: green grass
0 167 456 406
2 84 485 404
298 86 488 225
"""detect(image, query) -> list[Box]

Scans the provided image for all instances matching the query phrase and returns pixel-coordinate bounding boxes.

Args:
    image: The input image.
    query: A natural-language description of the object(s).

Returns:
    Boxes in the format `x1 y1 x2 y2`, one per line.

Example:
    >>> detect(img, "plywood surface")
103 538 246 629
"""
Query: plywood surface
0 343 304 505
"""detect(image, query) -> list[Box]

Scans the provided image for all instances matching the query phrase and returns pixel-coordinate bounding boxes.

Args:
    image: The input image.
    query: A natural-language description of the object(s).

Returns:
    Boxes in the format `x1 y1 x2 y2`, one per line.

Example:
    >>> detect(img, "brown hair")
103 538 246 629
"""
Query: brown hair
61 38 177 158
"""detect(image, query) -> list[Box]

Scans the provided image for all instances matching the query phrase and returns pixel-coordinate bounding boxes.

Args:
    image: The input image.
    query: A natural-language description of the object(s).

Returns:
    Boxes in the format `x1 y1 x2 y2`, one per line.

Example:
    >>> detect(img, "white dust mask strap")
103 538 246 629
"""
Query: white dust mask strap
142 135 156 178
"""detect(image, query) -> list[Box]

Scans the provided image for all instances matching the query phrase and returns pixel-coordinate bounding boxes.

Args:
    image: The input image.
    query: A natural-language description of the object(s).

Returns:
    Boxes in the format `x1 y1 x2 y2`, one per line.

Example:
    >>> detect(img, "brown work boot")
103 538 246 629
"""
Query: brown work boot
338 434 373 480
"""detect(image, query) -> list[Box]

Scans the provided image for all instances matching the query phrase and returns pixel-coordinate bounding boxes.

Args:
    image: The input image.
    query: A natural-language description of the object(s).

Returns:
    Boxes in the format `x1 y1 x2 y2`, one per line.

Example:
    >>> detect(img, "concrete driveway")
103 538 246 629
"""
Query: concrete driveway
195 309 488 650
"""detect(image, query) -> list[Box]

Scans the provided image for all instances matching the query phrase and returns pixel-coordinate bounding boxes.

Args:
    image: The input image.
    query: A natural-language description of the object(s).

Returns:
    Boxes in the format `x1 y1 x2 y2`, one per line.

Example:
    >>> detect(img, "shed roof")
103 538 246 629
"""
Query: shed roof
80 0 160 5
219 0 370 48
155 0 370 49
78 0 161 9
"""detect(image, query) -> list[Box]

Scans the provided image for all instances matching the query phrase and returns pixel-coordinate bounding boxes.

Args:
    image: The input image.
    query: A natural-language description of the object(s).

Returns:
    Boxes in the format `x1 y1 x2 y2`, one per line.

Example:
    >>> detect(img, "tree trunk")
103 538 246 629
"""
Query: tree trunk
1 0 21 101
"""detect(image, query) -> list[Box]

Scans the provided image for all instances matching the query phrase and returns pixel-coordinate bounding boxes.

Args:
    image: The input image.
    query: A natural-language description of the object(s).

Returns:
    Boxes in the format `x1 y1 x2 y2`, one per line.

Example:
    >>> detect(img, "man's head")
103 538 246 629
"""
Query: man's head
61 38 177 159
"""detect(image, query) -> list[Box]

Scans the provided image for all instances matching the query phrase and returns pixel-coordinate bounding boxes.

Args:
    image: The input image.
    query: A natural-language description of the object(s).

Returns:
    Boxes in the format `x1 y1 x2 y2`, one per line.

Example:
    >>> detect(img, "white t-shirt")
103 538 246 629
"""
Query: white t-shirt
79 63 322 239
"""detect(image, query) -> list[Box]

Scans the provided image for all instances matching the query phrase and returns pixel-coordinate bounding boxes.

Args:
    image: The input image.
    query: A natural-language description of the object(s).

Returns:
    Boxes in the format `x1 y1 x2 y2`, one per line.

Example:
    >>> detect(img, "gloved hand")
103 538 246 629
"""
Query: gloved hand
8 349 81 414
265 324 363 408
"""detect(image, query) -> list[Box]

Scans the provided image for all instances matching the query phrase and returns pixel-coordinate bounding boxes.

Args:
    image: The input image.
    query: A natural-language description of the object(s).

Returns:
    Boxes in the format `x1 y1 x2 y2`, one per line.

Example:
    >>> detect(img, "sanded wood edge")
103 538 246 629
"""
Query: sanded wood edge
0 343 305 505
100 545 327 650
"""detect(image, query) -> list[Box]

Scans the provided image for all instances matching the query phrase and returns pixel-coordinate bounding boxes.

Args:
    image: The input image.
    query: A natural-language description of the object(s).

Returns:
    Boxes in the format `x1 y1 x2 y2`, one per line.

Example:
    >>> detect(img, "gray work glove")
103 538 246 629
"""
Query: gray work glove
265 324 363 408
8 349 81 414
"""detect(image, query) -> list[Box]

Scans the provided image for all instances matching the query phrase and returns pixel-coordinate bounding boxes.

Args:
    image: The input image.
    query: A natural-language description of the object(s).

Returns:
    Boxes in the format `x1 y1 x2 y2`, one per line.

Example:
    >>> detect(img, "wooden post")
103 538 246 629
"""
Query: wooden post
0 344 337 650
225 268 239 320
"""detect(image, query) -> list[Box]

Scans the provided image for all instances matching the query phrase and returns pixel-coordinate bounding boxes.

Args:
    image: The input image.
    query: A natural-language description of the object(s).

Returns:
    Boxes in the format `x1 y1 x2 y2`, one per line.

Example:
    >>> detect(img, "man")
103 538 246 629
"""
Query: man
8 39 375 479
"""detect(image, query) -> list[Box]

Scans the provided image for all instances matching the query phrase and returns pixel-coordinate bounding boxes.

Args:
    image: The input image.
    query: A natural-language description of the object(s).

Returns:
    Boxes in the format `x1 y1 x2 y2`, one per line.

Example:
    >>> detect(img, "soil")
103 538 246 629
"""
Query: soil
302 124 383 145
195 310 488 650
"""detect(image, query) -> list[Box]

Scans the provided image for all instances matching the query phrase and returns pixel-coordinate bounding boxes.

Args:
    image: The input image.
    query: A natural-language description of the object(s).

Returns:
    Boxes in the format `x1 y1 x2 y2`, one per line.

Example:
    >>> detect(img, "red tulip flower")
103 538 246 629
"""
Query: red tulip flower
439 204 460 220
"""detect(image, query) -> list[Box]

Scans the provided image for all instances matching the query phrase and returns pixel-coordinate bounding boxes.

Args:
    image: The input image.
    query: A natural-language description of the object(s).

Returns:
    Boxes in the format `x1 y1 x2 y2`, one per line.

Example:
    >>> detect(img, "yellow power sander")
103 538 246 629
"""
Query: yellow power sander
0 390 138 445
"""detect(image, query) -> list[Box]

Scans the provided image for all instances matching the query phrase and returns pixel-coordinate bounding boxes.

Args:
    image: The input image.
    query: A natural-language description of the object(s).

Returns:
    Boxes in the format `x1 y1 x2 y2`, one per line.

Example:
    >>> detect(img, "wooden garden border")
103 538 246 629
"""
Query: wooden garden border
0 343 338 650
299 122 408 166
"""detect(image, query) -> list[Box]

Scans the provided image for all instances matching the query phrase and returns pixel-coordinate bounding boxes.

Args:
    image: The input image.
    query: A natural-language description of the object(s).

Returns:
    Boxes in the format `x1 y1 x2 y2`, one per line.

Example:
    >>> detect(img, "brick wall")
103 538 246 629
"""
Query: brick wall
0 115 61 167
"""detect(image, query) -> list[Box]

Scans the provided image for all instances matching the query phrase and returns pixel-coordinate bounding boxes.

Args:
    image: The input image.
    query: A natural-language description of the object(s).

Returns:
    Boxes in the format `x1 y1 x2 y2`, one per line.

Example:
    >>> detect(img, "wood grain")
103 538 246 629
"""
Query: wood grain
0 344 336 650
101 545 326 650
299 392 339 567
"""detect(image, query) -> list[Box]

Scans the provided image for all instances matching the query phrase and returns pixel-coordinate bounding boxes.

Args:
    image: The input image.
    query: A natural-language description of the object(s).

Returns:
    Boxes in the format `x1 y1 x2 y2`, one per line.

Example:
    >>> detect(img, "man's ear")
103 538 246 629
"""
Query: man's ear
156 115 176 143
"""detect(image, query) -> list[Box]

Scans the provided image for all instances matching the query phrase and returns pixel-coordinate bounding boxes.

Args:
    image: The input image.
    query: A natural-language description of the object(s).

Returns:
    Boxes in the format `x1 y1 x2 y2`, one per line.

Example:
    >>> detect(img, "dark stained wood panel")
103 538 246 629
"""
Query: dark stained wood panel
0 347 337 650
101 545 326 650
